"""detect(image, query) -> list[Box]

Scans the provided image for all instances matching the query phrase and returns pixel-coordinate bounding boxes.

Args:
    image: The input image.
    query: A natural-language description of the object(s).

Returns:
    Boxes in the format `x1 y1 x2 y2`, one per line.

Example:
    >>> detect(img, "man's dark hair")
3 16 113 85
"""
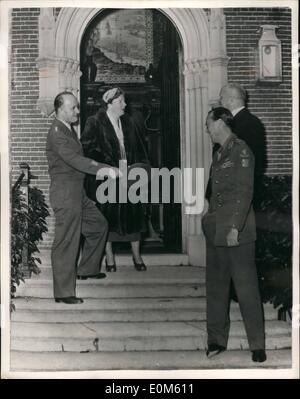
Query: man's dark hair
208 107 235 130
54 91 74 113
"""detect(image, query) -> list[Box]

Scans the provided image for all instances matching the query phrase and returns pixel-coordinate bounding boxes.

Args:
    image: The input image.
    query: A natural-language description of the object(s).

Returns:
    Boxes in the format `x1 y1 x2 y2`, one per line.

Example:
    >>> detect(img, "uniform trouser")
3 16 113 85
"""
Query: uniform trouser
51 193 108 298
206 242 265 351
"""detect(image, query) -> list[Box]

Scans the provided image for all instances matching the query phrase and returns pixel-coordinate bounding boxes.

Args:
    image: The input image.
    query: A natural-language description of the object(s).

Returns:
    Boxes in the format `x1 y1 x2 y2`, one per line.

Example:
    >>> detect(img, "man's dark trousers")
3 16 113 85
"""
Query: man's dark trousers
206 241 265 351
51 179 108 298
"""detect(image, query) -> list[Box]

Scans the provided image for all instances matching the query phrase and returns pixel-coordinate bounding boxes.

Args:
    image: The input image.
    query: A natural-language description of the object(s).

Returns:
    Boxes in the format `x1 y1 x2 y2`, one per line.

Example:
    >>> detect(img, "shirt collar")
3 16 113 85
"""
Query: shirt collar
56 117 72 131
231 106 245 117
107 110 120 126
218 133 235 154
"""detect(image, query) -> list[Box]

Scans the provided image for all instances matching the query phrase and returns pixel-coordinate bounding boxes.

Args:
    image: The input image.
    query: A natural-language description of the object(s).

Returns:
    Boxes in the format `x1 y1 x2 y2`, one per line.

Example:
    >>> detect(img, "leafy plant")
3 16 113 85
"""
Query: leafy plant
27 186 50 275
11 187 28 311
254 175 292 319
11 179 49 311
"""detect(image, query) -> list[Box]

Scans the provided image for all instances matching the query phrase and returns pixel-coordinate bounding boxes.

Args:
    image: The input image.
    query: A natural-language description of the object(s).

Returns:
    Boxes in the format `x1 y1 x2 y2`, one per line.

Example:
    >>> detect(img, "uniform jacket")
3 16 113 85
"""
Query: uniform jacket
46 119 106 210
205 108 266 202
202 134 256 247
81 109 149 235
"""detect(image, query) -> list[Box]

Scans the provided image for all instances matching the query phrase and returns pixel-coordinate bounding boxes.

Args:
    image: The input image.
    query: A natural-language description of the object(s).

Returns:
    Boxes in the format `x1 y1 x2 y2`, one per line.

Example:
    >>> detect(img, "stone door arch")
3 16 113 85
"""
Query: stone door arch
37 7 229 265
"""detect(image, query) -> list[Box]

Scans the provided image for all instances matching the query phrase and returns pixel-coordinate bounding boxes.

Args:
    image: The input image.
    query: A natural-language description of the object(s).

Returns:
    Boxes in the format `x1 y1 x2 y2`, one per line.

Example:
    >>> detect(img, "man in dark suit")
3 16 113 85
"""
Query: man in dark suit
219 83 267 194
202 107 266 363
218 83 267 304
46 92 119 304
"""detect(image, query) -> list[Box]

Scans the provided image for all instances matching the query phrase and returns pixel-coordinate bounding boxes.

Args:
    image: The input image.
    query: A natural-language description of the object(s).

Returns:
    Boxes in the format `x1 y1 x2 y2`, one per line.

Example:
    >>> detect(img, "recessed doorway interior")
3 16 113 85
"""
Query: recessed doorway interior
80 9 183 254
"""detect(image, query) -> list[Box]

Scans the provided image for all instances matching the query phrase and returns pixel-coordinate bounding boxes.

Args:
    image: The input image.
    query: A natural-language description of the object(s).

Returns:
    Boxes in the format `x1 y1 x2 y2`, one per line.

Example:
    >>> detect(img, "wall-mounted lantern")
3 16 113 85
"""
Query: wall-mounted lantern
257 25 282 84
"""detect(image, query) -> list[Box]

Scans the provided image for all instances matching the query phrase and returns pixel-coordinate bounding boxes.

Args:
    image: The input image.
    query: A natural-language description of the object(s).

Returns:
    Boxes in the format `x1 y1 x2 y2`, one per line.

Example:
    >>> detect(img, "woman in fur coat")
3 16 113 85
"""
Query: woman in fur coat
81 87 150 272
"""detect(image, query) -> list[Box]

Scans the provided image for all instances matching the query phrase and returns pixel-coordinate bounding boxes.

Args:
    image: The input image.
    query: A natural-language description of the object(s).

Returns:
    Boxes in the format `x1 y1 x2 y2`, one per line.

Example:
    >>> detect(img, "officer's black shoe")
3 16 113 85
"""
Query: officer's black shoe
252 350 267 363
206 344 226 358
77 272 106 280
55 296 83 304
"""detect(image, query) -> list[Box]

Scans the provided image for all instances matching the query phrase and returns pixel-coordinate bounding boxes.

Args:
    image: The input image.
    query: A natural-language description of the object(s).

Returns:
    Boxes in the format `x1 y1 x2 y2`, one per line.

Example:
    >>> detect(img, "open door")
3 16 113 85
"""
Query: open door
80 9 182 253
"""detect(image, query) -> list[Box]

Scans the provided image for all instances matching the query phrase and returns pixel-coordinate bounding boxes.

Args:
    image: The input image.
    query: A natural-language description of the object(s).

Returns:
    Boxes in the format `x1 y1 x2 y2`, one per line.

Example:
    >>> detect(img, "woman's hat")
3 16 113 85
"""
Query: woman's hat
103 87 123 104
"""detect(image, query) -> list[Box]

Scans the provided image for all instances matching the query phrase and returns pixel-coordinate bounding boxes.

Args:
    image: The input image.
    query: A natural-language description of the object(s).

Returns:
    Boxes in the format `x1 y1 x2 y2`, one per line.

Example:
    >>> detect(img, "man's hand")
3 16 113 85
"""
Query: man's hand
107 167 123 179
97 166 123 180
226 228 239 247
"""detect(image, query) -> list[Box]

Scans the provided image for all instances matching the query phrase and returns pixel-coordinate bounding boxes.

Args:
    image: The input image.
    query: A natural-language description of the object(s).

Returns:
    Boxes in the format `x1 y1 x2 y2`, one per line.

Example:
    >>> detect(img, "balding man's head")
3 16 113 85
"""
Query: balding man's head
54 91 79 124
220 83 247 111
54 91 76 113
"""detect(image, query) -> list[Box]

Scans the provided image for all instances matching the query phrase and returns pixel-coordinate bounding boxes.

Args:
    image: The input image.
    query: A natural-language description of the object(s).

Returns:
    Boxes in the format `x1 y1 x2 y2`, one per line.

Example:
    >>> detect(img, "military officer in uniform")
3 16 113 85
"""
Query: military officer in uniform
46 92 120 304
202 107 266 363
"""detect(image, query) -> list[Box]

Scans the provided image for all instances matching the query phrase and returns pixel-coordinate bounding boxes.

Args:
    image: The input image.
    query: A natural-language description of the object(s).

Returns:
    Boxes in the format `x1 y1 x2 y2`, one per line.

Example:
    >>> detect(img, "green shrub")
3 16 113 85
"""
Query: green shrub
254 175 292 319
11 187 28 311
11 182 49 311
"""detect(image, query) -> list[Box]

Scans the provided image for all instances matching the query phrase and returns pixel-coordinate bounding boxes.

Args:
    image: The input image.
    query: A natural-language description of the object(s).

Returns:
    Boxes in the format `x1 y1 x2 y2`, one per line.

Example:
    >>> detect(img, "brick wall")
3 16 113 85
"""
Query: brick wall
225 7 292 175
10 8 54 248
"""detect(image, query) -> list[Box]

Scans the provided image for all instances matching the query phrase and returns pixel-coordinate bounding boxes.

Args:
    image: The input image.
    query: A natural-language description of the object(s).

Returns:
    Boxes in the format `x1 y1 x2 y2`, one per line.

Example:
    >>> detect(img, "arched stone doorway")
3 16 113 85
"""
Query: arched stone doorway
79 9 183 252
37 7 229 266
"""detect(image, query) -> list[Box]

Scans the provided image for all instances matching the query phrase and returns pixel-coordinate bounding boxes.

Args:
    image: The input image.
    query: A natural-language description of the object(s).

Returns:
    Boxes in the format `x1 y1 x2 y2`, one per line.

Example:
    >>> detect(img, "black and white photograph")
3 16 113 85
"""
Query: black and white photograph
0 0 299 379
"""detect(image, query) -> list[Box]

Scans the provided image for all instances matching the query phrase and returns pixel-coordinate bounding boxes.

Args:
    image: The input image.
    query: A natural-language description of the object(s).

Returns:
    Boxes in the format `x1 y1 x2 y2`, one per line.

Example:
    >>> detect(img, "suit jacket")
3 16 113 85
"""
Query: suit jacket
202 134 256 247
233 108 266 177
46 119 107 210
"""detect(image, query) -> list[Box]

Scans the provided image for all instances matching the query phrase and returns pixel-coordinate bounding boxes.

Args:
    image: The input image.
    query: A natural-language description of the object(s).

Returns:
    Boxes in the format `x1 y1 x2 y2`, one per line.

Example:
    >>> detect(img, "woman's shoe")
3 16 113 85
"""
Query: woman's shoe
133 257 147 271
105 259 117 272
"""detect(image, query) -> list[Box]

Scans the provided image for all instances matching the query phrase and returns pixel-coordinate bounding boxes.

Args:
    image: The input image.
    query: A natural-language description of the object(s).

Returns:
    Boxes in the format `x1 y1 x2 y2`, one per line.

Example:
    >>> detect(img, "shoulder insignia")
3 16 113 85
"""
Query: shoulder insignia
241 158 250 168
240 148 250 158
227 140 234 150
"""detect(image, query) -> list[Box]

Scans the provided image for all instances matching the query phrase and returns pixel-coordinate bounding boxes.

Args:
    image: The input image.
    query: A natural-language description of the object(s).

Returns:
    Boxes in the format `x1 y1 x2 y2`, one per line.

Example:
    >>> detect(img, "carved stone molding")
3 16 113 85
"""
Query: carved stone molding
209 8 227 58
184 58 209 74
183 58 209 90
36 9 82 116
39 8 55 58
208 8 230 106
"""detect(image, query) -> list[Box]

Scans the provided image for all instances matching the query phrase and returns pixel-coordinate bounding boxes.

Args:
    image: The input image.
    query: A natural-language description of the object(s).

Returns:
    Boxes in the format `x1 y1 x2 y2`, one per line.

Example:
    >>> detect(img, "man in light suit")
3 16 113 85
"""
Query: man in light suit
46 92 119 304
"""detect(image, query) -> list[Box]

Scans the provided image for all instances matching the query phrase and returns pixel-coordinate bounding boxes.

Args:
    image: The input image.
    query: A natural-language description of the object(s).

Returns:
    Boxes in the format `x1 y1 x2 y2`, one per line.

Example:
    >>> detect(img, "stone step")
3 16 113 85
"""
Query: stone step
10 349 292 371
16 281 206 299
11 297 208 311
36 252 190 267
11 331 291 352
11 298 279 323
11 320 290 340
31 265 205 280
10 308 254 323
11 297 277 312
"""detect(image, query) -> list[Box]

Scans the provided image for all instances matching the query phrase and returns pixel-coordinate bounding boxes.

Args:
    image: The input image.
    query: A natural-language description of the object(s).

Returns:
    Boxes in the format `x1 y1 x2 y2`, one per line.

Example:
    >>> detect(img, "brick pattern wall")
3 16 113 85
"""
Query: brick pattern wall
225 7 292 175
10 8 54 248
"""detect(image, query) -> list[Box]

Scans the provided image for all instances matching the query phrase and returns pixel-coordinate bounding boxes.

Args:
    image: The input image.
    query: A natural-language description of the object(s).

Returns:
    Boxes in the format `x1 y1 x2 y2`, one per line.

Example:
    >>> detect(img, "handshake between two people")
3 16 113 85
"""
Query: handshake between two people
97 166 123 180
90 160 123 180
93 161 151 183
